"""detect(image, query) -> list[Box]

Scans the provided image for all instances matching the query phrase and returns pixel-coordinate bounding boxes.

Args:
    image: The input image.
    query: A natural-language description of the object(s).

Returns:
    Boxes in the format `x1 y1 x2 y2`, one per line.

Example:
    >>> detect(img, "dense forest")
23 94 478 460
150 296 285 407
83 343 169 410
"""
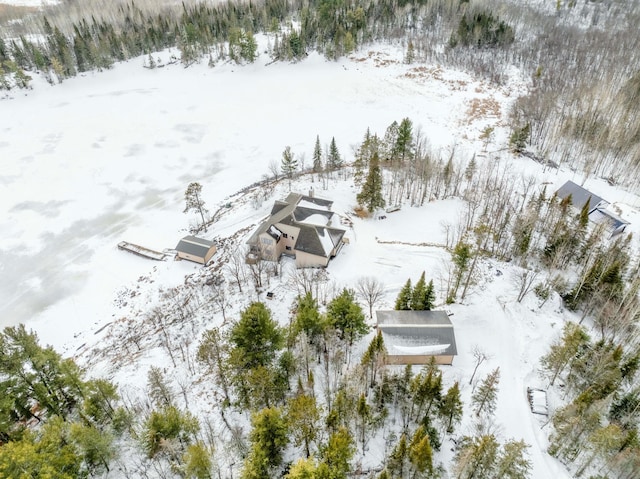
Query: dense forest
2 0 640 477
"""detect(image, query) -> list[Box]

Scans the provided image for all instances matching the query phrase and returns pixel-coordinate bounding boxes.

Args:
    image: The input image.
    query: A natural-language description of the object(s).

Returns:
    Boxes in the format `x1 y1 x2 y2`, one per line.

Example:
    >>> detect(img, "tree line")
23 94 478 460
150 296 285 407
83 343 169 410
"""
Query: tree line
0 0 515 89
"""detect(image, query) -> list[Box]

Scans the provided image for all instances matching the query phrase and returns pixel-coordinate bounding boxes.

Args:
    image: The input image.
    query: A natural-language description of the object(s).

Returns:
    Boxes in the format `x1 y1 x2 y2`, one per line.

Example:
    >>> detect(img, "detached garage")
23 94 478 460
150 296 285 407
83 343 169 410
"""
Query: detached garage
376 310 458 366
175 236 217 265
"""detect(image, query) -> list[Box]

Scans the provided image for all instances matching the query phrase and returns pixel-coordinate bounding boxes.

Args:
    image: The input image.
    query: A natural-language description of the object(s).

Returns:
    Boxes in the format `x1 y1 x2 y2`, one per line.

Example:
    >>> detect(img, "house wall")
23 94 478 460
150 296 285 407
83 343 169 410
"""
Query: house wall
204 247 217 264
258 233 279 261
386 354 453 366
275 223 300 255
295 250 329 268
177 252 205 265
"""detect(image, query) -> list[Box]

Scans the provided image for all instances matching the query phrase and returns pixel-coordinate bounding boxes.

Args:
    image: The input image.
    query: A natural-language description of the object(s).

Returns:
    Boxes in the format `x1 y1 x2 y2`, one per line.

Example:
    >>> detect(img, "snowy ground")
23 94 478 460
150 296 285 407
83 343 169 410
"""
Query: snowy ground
0 0 59 7
2 37 640 478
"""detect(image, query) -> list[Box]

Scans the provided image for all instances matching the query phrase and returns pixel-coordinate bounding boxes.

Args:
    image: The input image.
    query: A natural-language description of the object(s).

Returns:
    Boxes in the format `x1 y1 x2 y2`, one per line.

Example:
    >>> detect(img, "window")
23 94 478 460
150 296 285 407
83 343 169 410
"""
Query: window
291 236 295 240
282 233 288 238
285 246 292 251
260 237 272 245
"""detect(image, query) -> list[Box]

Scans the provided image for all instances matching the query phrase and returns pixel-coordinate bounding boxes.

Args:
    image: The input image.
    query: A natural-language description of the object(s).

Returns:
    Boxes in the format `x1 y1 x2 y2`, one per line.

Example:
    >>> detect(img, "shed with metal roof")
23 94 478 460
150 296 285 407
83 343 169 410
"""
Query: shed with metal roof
175 236 217 265
376 310 457 365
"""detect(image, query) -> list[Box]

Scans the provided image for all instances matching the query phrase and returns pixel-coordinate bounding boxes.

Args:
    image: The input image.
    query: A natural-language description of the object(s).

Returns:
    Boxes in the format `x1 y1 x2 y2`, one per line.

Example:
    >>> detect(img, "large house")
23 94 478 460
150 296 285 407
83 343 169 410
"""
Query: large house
246 192 346 268
376 310 458 366
556 180 629 237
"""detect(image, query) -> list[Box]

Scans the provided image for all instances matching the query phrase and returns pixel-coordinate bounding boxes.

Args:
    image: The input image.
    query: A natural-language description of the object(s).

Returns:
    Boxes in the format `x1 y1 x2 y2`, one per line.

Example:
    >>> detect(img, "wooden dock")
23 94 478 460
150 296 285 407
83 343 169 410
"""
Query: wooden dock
117 241 167 261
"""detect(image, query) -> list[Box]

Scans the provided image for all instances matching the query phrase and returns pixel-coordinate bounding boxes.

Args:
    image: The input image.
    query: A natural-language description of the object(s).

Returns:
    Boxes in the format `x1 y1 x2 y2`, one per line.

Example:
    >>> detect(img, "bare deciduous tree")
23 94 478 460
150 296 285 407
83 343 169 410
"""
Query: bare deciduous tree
356 276 385 319
513 268 539 303
469 345 491 387
225 249 247 293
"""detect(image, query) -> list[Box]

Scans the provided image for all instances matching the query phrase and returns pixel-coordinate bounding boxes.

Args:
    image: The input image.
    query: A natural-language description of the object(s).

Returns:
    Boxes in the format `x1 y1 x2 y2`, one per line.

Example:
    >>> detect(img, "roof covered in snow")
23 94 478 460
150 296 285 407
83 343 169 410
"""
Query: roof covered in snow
377 310 457 357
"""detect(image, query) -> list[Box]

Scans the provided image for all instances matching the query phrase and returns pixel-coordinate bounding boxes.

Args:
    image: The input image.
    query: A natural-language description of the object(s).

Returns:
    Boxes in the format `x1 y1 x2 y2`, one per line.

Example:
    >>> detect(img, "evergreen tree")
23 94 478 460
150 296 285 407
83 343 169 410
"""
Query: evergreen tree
0 418 82 479
287 393 321 458
143 405 199 458
183 442 213 479
540 322 590 386
281 145 298 187
410 272 427 310
353 128 371 186
318 427 354 479
387 433 409 478
327 137 342 171
395 279 413 310
438 381 463 433
230 302 283 369
424 279 436 310
69 423 115 475
286 457 319 478
361 330 386 387
0 325 86 426
409 425 434 477
292 292 325 344
509 123 530 153
326 289 368 346
496 440 531 479
451 241 472 300
472 368 501 417
248 407 288 470
356 152 385 213
454 434 500 479
312 135 323 173
393 117 414 163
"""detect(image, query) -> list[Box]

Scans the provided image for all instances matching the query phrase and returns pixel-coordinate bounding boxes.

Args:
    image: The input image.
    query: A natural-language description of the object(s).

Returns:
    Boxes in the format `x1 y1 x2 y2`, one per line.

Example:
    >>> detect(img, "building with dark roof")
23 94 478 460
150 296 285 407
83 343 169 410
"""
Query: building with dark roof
376 310 458 365
555 181 630 237
175 236 217 265
246 192 346 268
556 180 608 213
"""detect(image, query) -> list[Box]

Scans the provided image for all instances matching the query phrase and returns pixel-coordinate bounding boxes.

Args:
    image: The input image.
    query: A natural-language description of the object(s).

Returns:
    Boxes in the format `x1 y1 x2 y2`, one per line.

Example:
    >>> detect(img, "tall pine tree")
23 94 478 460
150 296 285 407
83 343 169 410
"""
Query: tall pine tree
357 152 385 213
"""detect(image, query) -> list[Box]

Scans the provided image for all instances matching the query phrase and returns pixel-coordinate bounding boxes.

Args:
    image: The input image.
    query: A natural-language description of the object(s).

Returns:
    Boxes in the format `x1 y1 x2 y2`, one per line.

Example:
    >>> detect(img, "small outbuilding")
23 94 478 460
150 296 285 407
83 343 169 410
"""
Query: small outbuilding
175 236 217 265
376 310 458 366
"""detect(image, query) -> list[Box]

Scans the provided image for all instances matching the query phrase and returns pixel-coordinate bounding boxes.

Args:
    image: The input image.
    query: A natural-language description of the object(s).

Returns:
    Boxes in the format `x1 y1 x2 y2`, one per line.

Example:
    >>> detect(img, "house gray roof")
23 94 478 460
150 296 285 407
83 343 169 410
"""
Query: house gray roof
376 310 457 357
556 181 607 212
295 225 346 257
175 236 216 258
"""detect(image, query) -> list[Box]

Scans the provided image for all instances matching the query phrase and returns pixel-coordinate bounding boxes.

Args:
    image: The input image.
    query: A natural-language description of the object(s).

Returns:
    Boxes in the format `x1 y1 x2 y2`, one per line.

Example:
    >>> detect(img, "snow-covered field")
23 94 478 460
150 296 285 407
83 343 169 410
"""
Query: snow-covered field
3 37 640 478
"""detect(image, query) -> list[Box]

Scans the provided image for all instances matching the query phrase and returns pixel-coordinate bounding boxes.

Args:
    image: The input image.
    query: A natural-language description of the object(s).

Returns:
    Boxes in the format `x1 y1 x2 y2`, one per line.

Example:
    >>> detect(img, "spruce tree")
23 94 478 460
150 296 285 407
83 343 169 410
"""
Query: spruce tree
229 302 283 368
472 368 501 417
326 289 368 346
438 381 463 433
248 407 288 470
411 272 427 310
328 137 342 171
287 393 320 458
424 279 436 310
393 117 414 163
292 292 324 344
409 425 433 477
356 152 385 213
281 145 298 189
395 279 412 310
312 135 323 173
